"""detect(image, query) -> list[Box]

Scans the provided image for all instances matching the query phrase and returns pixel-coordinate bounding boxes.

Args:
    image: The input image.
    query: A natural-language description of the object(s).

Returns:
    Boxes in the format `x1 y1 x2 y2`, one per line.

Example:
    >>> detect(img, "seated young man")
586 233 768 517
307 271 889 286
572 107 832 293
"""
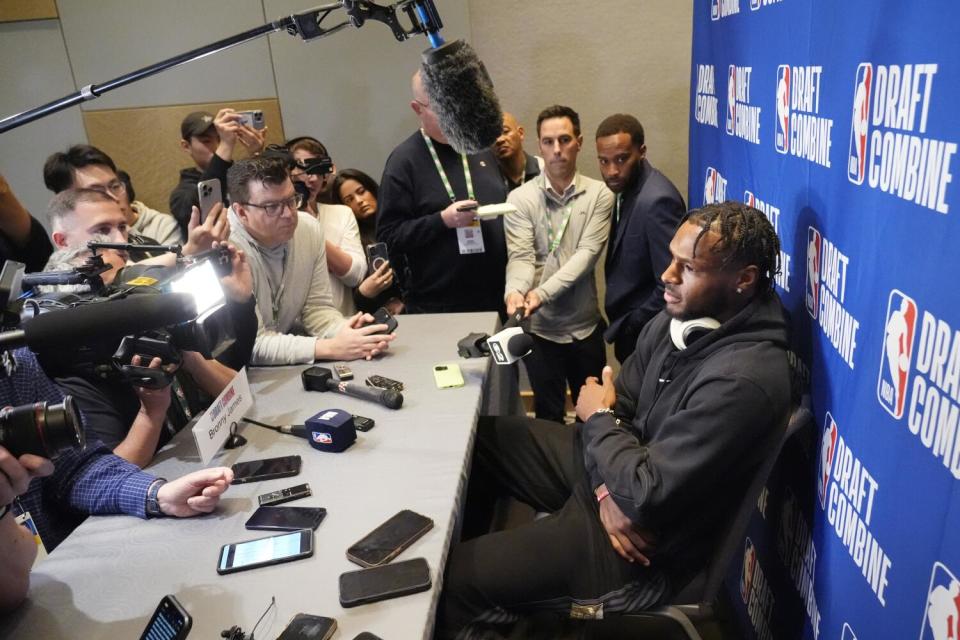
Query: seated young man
42 189 255 467
226 156 393 365
438 202 792 638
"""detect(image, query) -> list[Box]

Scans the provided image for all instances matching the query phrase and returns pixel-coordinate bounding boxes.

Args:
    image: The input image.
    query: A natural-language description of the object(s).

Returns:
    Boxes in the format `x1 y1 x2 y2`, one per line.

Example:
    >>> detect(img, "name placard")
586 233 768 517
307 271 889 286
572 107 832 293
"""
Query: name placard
192 367 253 463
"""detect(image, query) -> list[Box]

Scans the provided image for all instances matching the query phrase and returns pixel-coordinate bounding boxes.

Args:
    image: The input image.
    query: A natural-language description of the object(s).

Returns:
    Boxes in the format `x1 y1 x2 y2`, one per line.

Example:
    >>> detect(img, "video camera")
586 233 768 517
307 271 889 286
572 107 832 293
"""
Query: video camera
2 242 237 389
0 396 85 459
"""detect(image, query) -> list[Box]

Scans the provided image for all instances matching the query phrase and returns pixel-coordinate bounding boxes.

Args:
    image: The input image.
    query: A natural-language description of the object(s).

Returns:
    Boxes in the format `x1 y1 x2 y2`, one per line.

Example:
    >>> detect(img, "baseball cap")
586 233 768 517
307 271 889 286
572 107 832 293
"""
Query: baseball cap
180 111 216 140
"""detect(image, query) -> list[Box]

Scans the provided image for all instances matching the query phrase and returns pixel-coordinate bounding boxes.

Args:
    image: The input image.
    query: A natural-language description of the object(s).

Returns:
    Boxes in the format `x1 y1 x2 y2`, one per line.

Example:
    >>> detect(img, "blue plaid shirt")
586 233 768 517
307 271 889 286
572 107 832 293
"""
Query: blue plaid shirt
3 348 155 551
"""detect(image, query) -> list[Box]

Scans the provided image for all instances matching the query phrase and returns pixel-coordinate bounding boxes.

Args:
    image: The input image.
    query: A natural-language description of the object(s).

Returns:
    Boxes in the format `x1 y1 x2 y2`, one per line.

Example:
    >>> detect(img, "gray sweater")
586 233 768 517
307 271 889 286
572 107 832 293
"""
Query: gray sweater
504 173 613 342
229 210 345 365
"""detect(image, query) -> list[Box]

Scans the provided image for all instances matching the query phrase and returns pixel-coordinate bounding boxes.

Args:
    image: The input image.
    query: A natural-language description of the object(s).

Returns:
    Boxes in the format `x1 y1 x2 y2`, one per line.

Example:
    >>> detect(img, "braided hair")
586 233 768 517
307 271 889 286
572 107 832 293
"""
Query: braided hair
682 201 781 293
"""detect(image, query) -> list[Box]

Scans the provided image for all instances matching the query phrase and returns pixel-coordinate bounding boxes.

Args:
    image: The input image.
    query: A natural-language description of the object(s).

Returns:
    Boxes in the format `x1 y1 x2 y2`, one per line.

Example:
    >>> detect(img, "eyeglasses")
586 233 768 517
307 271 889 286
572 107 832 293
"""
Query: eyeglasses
89 180 127 198
239 194 303 217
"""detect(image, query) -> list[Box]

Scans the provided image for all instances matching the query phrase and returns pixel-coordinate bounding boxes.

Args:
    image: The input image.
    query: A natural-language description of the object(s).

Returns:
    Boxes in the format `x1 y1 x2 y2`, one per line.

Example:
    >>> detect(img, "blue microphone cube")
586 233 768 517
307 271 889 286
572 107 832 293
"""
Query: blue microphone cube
305 409 356 453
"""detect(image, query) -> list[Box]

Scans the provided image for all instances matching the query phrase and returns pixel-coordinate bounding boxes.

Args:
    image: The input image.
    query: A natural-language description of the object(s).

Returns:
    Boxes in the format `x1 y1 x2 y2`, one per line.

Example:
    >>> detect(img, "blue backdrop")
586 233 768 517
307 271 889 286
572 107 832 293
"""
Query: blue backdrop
689 2 960 638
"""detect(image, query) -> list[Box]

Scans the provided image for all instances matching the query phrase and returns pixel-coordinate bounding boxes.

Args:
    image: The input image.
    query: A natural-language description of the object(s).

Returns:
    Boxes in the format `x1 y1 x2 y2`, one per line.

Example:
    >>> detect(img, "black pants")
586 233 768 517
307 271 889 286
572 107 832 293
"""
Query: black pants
523 325 606 423
438 416 667 639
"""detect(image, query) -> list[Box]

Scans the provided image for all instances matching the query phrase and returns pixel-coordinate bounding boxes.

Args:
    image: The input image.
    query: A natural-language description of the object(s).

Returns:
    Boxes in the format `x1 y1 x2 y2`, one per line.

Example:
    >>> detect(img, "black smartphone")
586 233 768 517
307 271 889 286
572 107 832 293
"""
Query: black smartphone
346 509 434 568
339 557 432 608
217 529 313 575
352 415 375 432
231 455 302 484
245 506 327 532
365 242 389 272
139 594 191 640
372 307 398 334
276 613 337 640
258 483 312 507
365 375 403 392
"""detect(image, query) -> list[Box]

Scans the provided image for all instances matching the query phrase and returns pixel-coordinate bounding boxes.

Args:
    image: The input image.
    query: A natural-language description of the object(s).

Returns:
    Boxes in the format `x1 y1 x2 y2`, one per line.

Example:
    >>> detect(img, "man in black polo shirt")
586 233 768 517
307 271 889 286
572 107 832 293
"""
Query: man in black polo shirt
596 114 686 363
376 70 508 314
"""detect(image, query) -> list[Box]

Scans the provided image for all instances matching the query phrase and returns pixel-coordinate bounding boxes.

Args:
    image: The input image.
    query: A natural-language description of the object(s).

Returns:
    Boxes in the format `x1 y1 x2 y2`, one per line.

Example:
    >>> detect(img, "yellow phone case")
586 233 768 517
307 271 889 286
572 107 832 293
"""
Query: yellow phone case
433 363 465 389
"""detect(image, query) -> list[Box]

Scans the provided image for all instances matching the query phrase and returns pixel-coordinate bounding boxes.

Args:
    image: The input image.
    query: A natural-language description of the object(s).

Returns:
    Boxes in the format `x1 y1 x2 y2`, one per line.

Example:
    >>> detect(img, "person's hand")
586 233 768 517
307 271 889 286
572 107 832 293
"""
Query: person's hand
183 201 230 255
358 261 394 298
505 291 526 316
131 356 173 418
576 365 617 422
596 484 655 565
384 298 405 316
236 125 267 155
157 467 234 518
523 289 542 316
213 108 242 151
321 313 395 361
440 200 479 228
214 241 253 303
0 446 53 506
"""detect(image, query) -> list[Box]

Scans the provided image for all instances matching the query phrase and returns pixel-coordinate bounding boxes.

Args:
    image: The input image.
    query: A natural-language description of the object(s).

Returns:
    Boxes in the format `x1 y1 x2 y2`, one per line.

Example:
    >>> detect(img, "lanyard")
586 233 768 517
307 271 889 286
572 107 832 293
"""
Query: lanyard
615 193 623 225
255 245 287 326
422 130 475 202
546 200 575 253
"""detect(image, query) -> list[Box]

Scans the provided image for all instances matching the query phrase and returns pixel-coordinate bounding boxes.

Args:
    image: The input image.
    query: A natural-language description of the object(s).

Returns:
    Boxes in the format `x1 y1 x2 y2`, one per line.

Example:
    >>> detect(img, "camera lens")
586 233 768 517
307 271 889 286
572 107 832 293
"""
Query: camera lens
0 396 85 459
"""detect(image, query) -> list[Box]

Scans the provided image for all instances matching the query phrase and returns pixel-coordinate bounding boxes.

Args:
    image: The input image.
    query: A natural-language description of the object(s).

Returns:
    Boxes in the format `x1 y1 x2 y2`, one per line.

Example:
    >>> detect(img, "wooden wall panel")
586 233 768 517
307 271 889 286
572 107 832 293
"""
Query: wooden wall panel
0 0 58 23
83 99 285 213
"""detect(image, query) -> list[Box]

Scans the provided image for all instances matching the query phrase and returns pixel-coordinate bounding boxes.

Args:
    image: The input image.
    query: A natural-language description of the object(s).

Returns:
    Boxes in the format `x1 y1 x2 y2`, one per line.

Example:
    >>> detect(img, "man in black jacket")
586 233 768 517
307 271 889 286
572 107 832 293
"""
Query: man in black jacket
169 109 265 238
596 114 686 363
438 202 791 638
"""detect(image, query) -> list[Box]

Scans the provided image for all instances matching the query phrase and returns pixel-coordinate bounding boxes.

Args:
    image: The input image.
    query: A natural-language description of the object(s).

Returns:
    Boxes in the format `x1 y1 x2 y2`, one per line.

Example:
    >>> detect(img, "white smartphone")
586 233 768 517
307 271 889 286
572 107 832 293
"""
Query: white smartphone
197 178 222 225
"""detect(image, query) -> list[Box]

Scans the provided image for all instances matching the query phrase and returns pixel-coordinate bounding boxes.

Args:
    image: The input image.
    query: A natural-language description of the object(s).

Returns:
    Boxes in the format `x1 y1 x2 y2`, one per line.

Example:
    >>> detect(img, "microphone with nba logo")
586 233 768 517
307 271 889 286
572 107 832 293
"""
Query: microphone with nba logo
305 409 356 453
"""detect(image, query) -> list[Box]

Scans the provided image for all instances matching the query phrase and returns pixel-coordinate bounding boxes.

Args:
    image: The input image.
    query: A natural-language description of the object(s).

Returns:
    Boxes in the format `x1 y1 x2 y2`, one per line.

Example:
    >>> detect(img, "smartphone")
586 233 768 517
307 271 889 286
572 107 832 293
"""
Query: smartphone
352 415 375 432
139 594 191 640
346 509 434 568
433 363 465 389
236 109 265 130
276 613 337 640
365 242 389 272
365 375 403 392
217 529 313 575
339 557 432 608
245 506 327 532
231 455 302 484
258 483 312 507
196 178 221 225
372 307 398 334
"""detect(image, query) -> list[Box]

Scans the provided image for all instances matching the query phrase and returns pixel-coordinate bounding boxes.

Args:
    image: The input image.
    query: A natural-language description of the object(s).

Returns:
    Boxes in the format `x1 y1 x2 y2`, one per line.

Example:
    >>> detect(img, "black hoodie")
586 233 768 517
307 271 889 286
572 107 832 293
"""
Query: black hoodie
581 291 791 586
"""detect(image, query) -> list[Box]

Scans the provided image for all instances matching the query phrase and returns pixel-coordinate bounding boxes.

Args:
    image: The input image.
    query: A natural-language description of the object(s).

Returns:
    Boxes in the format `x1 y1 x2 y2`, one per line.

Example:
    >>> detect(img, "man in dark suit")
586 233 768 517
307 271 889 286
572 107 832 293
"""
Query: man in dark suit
596 114 686 363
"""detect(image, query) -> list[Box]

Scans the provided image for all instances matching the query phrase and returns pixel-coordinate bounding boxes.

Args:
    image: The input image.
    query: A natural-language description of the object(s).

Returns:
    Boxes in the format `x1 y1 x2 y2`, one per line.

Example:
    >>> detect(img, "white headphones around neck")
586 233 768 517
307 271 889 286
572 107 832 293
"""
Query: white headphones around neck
670 317 721 350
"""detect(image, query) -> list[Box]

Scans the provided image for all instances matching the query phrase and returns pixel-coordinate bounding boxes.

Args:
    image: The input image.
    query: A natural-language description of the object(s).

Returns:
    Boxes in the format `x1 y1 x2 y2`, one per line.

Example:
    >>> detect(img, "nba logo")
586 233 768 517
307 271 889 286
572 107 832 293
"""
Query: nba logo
841 623 858 640
744 190 756 208
711 0 720 20
877 289 918 419
818 412 838 510
312 432 333 444
775 65 790 154
726 65 737 135
704 167 718 205
848 63 873 185
805 226 822 319
740 538 757 604
919 562 960 640
750 0 761 9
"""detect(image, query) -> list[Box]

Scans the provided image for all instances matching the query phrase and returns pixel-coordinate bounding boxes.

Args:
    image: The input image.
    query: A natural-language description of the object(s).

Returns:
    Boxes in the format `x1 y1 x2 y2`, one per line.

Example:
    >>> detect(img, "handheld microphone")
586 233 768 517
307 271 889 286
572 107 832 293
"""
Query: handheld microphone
301 366 403 410
0 292 197 352
420 39 502 154
486 327 533 365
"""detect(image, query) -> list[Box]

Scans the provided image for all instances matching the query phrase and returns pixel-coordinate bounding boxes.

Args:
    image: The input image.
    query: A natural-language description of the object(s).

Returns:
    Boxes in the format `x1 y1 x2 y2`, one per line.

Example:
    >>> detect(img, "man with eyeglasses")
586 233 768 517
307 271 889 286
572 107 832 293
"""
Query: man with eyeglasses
376 70 508 314
227 157 394 365
43 145 227 257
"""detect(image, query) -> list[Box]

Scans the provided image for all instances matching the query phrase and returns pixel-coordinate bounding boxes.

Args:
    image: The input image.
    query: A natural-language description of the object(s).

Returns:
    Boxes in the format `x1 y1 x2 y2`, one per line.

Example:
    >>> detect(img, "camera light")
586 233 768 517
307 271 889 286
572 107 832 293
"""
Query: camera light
170 260 224 315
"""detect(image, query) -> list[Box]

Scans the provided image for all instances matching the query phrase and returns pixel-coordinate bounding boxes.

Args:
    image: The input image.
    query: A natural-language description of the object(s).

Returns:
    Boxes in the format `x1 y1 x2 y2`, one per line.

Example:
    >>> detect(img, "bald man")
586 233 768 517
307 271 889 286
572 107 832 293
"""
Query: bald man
376 71 509 314
494 112 542 192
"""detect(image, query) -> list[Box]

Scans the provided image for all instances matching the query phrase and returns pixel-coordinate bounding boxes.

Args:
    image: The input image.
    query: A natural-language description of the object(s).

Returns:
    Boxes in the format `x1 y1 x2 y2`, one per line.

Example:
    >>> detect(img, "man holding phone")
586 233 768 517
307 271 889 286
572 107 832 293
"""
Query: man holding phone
170 108 267 238
227 157 394 365
0 348 234 613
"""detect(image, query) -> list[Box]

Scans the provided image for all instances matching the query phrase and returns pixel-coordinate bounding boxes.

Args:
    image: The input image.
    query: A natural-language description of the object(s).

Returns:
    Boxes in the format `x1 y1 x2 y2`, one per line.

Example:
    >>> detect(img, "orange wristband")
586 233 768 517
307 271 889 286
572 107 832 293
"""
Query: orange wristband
596 488 611 503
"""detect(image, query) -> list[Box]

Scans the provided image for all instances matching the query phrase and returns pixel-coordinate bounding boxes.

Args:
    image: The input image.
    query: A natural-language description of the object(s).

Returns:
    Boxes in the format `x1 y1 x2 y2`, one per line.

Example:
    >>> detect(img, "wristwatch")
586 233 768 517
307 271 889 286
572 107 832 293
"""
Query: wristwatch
145 478 167 518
